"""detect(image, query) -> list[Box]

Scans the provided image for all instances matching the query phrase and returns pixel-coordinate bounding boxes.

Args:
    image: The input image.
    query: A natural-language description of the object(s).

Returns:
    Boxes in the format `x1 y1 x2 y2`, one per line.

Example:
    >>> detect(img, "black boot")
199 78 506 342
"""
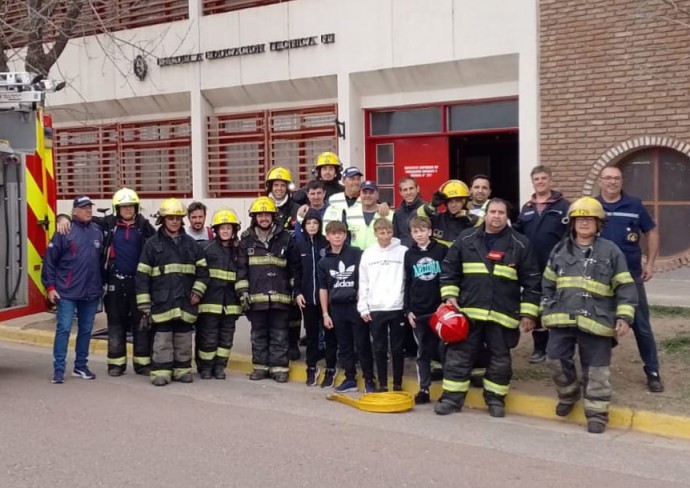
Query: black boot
213 365 227 380
434 392 464 415
199 369 213 380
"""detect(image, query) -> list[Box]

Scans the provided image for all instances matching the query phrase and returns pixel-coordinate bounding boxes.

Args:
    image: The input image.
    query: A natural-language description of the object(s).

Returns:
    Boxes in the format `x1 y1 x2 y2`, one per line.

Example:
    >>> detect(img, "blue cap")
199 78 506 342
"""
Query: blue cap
73 196 94 208
360 180 378 191
342 166 363 179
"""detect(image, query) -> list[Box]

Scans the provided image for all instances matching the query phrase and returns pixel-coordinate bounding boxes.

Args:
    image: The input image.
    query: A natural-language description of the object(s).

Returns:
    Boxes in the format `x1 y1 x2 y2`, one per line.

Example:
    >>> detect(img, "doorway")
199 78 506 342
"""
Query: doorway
449 132 520 213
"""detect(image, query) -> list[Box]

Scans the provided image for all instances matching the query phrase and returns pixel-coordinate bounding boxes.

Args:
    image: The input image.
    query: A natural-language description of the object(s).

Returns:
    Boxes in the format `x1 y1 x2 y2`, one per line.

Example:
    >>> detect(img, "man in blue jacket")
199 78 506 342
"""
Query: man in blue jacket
42 196 104 384
513 165 570 363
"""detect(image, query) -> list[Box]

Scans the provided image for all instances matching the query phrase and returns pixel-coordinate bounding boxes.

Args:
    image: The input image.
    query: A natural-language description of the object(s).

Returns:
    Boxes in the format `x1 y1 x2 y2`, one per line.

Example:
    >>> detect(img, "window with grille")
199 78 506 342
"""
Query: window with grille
0 0 189 49
203 0 293 15
55 118 192 199
208 105 338 197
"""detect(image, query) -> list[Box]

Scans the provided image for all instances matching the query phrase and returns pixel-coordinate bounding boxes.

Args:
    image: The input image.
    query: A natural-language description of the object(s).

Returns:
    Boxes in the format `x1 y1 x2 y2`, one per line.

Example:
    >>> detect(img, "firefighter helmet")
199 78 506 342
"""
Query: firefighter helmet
249 196 277 216
430 304 470 343
568 197 606 220
112 188 140 213
212 208 240 227
265 166 294 191
440 180 470 199
158 198 187 217
315 151 342 171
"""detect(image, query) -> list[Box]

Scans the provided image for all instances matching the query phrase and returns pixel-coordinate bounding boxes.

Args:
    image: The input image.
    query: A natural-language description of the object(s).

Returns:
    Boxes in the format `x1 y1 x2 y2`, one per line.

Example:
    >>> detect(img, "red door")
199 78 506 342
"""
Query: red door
366 136 448 206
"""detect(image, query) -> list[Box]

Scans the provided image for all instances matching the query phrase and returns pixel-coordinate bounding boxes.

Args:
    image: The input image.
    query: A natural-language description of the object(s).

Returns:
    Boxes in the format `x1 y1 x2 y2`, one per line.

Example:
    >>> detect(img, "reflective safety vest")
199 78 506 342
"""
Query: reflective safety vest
346 206 391 250
541 236 637 337
236 225 301 310
135 228 209 324
439 226 541 328
198 239 242 316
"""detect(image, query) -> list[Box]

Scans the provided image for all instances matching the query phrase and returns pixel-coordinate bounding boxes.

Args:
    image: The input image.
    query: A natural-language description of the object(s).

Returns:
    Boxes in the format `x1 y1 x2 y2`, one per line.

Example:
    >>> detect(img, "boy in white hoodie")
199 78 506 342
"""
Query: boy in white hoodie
358 218 408 391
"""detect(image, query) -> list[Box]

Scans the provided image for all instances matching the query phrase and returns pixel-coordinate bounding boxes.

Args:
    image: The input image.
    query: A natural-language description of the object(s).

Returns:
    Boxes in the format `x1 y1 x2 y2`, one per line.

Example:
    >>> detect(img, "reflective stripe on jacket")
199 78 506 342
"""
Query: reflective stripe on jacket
198 239 241 316
541 236 637 337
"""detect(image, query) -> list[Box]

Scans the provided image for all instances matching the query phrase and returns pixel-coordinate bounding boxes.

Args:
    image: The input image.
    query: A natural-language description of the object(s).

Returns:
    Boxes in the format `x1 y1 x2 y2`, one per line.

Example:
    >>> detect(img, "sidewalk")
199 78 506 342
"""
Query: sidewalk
646 269 690 307
2 310 690 441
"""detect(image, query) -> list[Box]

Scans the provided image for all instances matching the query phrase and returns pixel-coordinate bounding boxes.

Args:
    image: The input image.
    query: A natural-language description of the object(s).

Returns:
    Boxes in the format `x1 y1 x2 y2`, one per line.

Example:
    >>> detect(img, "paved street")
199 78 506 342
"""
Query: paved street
2 343 690 487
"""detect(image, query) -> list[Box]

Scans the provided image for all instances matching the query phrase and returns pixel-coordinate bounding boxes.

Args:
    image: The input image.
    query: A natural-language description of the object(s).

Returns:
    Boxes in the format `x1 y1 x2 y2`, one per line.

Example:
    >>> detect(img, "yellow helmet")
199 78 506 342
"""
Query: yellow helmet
158 198 187 217
440 180 470 199
315 151 342 170
249 196 278 216
266 166 294 189
212 208 240 227
112 188 140 213
568 197 606 220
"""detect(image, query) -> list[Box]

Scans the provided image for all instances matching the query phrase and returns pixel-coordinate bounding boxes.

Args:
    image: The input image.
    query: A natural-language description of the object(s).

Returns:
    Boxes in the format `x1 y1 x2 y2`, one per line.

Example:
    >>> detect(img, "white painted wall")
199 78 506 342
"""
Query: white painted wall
44 0 538 211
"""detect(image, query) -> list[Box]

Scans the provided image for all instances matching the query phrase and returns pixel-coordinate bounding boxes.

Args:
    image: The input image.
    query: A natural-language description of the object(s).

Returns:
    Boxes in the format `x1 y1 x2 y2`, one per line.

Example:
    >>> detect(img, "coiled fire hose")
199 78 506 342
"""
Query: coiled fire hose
326 391 414 413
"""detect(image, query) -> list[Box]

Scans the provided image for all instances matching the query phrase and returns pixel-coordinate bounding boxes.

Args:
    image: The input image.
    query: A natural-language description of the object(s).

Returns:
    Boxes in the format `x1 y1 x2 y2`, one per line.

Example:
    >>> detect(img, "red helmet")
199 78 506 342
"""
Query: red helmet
430 304 470 343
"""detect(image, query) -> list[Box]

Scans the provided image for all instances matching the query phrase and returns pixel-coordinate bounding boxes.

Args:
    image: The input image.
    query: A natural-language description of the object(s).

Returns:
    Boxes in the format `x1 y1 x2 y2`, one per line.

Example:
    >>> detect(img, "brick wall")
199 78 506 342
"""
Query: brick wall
540 0 690 198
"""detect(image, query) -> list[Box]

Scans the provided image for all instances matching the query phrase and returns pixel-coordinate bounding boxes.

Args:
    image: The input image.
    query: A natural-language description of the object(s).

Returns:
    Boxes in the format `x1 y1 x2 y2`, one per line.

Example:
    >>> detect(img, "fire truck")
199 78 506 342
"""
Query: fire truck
0 72 63 321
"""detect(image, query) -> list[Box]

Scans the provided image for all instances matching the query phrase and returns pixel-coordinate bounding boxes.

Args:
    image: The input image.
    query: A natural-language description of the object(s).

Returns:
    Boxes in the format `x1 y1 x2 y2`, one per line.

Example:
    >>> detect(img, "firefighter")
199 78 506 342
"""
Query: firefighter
237 196 301 383
542 197 637 434
265 166 303 360
196 208 242 380
418 179 480 247
293 151 344 204
436 198 541 418
135 198 209 386
55 187 156 377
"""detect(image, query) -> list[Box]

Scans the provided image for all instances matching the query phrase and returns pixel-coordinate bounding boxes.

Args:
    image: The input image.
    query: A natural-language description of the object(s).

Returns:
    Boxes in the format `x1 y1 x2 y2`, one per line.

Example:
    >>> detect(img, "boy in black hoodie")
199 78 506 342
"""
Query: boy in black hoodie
295 209 334 387
317 221 376 393
404 216 448 404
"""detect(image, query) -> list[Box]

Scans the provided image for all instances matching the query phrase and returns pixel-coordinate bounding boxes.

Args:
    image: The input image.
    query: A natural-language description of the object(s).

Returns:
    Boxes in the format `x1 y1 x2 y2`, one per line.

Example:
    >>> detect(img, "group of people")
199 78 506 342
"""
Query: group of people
41 152 664 434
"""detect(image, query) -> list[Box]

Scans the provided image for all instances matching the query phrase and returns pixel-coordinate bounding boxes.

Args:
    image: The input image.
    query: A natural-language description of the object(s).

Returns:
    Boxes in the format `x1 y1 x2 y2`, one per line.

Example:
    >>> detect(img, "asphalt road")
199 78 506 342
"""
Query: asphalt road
2 342 690 488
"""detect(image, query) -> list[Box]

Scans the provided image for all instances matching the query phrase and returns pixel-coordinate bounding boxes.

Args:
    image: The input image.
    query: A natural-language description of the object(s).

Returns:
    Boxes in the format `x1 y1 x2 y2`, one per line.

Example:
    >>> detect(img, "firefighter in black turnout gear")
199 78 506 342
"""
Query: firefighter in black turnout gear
436 198 541 418
196 209 242 380
237 197 301 383
135 198 209 386
56 187 156 376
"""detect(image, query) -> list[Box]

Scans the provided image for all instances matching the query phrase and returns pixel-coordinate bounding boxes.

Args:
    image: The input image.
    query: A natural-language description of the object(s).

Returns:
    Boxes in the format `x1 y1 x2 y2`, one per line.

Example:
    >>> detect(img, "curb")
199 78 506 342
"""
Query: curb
2 324 690 440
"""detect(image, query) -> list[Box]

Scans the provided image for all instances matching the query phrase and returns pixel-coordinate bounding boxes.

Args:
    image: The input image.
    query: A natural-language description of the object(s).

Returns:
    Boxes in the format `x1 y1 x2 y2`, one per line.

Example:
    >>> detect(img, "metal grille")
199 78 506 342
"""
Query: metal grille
208 105 338 197
56 118 192 199
0 0 189 48
202 0 293 15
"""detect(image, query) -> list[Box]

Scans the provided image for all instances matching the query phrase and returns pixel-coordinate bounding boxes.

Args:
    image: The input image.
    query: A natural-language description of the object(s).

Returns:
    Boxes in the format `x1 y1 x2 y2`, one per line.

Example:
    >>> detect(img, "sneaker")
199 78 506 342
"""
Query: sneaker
335 379 358 393
72 366 96 380
556 402 575 417
364 380 377 394
587 421 606 434
529 350 547 364
51 371 64 384
320 368 336 389
306 366 320 387
415 390 430 405
488 404 505 418
647 372 664 393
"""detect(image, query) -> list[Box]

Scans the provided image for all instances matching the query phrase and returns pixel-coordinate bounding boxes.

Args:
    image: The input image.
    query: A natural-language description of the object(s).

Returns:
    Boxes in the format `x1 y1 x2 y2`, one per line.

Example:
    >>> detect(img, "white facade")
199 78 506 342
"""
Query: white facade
43 0 539 219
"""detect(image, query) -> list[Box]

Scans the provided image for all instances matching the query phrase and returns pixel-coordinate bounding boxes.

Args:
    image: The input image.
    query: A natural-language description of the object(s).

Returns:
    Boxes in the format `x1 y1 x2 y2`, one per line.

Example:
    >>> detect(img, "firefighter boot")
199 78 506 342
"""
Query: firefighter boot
434 392 465 416
288 325 301 361
199 369 213 380
213 364 227 380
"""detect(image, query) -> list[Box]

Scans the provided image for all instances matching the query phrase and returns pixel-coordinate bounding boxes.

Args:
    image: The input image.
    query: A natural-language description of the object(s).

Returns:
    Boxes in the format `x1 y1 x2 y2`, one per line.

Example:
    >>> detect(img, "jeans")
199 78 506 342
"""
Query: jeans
632 281 660 375
53 298 100 373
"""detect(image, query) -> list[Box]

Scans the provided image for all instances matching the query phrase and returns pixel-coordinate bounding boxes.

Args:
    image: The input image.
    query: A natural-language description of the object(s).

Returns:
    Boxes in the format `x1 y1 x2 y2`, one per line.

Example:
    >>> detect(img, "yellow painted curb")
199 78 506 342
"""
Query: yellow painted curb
3 324 690 440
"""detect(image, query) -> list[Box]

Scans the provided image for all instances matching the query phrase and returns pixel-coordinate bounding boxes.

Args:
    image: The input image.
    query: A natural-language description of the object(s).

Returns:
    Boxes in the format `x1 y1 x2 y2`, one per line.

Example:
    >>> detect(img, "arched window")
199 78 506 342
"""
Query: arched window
618 148 690 262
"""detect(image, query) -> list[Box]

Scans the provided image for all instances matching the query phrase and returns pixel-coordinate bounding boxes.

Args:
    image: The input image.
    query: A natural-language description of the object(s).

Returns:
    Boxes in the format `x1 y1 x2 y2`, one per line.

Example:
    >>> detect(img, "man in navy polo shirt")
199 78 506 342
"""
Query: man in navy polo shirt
596 165 663 392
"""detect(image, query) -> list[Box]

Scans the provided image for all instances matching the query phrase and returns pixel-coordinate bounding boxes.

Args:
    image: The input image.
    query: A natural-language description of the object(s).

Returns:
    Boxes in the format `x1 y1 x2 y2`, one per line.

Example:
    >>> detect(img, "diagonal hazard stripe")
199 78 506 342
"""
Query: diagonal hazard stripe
26 169 45 237
27 240 46 295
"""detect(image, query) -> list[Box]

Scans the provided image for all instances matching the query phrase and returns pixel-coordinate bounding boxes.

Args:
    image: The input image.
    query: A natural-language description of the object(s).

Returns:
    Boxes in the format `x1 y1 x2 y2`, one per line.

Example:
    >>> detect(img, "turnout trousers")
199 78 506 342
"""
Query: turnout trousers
196 312 237 373
105 273 151 374
546 327 613 427
441 320 513 408
150 319 193 383
249 309 289 374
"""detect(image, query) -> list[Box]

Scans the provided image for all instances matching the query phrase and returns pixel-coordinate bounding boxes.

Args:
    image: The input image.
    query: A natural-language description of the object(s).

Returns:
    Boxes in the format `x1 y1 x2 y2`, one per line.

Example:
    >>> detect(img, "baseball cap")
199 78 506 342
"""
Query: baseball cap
360 180 378 191
342 166 363 179
73 195 95 208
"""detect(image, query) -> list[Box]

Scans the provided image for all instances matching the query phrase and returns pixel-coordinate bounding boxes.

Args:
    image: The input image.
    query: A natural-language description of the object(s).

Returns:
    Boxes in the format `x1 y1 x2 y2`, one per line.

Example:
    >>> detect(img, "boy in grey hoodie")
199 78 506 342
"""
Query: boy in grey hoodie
358 218 408 391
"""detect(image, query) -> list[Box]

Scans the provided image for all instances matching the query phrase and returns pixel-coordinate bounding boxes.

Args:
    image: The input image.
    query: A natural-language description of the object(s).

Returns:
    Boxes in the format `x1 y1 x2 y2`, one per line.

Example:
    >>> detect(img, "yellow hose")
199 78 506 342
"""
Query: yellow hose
326 391 415 413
